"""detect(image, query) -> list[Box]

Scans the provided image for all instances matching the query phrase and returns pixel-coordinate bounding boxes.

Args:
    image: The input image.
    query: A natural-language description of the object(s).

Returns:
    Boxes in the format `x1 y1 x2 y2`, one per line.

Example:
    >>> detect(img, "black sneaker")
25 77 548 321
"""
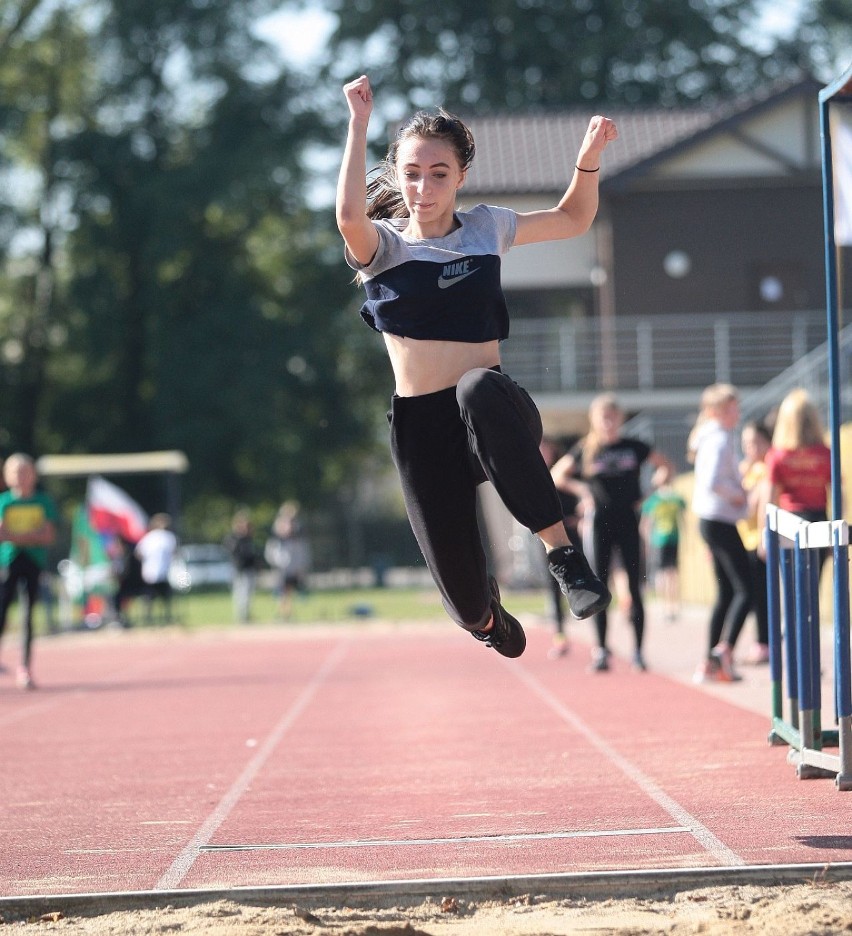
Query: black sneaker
470 576 526 658
547 545 611 620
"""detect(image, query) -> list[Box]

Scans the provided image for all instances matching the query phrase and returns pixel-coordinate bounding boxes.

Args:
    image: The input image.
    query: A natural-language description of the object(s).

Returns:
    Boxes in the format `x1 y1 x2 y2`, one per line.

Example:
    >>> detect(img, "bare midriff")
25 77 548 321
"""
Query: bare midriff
383 334 501 397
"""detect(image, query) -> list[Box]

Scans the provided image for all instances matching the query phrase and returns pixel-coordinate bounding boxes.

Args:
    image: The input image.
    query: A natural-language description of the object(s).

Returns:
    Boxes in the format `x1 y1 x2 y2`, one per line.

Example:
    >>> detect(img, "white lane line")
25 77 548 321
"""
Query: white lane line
507 660 745 868
155 640 349 890
0 694 65 727
201 826 691 851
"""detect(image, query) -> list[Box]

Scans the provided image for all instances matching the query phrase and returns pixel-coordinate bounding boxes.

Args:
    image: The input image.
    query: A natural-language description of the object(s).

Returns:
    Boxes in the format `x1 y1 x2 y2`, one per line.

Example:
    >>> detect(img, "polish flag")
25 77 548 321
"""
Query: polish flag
86 475 149 543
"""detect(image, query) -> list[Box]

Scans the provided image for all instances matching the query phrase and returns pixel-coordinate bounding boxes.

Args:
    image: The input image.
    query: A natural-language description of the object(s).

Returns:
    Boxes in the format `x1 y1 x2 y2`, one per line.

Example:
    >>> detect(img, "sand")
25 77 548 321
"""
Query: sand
5 878 852 934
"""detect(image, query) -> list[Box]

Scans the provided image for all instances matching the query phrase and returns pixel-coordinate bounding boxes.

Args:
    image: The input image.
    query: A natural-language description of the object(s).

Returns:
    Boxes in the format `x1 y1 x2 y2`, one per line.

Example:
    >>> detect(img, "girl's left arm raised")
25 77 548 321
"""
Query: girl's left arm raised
514 115 617 246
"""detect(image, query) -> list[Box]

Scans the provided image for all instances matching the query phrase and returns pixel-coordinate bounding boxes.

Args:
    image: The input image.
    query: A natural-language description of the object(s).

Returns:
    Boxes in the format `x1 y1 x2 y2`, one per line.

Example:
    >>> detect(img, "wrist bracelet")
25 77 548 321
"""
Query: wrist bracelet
576 165 600 173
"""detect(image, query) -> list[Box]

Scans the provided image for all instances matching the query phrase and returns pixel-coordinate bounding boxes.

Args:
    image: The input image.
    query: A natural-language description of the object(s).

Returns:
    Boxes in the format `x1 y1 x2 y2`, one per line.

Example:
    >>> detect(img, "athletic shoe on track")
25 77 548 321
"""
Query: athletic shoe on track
693 653 741 684
547 545 611 620
16 666 34 690
470 576 526 658
590 647 611 672
710 646 742 682
692 661 710 683
547 633 569 660
632 650 648 672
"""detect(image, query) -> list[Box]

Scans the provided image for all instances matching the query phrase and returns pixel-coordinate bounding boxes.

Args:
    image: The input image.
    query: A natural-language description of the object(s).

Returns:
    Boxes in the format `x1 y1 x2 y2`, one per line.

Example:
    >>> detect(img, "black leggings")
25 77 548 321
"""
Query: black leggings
747 549 769 646
699 518 753 654
0 553 42 668
389 367 563 631
584 507 645 652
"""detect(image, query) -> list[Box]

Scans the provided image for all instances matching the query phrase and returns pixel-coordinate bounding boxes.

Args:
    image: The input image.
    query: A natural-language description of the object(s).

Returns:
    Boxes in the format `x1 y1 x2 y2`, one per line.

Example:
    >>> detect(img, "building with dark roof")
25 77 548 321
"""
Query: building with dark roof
457 76 847 443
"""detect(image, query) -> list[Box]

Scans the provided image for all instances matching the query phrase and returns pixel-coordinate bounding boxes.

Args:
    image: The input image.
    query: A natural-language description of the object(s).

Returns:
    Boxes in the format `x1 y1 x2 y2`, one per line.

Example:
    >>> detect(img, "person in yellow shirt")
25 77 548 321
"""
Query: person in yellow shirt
738 420 772 664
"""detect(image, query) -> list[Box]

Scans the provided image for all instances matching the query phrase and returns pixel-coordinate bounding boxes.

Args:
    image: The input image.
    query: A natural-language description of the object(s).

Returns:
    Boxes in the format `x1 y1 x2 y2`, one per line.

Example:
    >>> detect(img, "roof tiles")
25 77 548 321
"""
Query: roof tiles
461 77 820 193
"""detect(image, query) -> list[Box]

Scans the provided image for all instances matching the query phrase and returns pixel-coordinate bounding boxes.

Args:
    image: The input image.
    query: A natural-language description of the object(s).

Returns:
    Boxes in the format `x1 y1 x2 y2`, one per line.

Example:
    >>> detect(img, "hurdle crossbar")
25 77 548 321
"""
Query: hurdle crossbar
765 504 852 790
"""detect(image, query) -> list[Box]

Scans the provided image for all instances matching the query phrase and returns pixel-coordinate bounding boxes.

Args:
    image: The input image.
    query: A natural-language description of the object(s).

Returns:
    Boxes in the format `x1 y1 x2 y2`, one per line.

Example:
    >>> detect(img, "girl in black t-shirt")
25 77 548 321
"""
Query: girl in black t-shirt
553 394 672 671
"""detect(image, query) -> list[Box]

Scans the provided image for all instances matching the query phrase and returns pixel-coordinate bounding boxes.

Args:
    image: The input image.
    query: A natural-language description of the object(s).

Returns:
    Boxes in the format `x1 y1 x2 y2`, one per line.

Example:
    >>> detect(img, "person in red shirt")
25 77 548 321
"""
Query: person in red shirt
762 388 834 576
765 389 832 521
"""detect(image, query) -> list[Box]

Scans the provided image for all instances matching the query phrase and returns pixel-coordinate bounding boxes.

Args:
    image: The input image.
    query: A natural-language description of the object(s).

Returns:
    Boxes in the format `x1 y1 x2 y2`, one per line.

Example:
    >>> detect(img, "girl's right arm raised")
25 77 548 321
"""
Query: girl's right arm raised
336 75 380 266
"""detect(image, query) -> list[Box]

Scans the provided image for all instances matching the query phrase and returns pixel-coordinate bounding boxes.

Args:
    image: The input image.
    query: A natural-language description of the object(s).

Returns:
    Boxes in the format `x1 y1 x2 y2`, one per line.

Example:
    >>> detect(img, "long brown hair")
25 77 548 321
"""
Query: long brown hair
365 108 476 221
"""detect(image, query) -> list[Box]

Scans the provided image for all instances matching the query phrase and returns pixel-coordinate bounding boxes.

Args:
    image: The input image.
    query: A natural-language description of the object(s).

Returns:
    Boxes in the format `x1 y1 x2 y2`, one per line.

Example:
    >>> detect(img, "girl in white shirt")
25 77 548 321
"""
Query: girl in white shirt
688 384 752 682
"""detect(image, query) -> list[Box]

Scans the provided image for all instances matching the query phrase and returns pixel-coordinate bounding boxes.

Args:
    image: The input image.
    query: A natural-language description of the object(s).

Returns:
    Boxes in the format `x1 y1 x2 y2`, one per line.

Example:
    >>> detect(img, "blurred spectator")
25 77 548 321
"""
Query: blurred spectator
0 454 58 689
738 420 773 664
640 463 686 623
688 384 751 683
135 513 177 624
108 537 143 628
265 502 311 620
553 394 672 672
224 510 261 623
760 389 834 576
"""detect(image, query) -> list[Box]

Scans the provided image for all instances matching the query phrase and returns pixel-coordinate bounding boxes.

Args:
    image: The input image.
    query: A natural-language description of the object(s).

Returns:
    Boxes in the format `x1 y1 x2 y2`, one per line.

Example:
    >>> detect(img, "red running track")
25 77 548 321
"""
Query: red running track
1 620 850 897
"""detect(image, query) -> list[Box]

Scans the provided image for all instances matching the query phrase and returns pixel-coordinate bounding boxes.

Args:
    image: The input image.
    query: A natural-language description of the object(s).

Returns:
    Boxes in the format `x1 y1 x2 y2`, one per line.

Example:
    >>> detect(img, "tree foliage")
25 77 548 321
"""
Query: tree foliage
322 0 843 112
0 0 387 524
786 0 852 81
0 5 90 454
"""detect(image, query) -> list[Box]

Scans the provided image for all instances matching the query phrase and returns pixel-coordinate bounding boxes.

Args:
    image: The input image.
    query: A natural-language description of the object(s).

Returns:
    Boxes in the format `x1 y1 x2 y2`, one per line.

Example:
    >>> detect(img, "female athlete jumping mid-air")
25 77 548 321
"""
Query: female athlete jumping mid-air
336 74 618 658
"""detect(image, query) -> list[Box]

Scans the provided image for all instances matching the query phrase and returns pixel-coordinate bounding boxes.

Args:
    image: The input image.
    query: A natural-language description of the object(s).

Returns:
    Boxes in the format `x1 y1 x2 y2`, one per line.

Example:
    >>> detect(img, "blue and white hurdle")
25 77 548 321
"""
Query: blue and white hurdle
765 504 852 790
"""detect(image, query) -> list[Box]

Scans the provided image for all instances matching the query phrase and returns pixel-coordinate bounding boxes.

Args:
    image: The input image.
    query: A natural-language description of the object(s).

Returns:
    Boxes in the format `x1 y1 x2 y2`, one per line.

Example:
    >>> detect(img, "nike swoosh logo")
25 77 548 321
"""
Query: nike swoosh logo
438 270 477 289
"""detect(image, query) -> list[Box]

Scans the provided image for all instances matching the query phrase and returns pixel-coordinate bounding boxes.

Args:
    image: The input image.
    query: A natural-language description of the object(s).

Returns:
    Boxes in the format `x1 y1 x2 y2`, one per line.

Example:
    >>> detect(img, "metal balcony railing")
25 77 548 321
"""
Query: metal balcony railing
621 321 852 468
739 323 852 427
502 309 830 394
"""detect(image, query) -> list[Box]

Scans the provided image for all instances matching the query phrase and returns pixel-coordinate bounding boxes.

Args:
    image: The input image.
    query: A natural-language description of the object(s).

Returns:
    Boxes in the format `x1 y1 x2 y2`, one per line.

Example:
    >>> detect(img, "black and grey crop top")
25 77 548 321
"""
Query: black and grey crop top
345 204 517 343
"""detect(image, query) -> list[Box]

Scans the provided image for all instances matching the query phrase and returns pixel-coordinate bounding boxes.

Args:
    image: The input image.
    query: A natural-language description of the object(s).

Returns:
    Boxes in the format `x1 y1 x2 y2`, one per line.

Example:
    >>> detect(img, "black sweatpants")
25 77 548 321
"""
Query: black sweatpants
389 367 563 631
0 552 43 668
584 506 645 652
699 518 753 654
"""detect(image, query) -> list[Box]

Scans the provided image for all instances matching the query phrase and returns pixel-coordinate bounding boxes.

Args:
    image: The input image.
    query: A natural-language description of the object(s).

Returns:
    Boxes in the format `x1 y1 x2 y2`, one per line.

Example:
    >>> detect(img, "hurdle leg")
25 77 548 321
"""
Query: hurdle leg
766 525 787 745
807 545 823 750
791 538 830 778
792 531 838 779
781 550 799 732
792 539 815 760
833 530 852 790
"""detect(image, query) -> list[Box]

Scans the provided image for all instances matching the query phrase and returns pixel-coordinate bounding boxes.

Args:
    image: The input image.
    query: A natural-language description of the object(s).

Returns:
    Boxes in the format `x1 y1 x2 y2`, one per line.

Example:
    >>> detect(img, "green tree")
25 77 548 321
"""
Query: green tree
0 5 90 454
0 0 388 516
783 0 852 81
321 0 828 111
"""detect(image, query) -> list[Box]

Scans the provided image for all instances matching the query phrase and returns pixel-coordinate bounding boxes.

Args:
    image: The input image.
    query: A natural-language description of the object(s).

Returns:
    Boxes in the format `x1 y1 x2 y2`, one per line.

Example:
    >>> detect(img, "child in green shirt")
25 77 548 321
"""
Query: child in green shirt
0 454 58 689
641 465 686 622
